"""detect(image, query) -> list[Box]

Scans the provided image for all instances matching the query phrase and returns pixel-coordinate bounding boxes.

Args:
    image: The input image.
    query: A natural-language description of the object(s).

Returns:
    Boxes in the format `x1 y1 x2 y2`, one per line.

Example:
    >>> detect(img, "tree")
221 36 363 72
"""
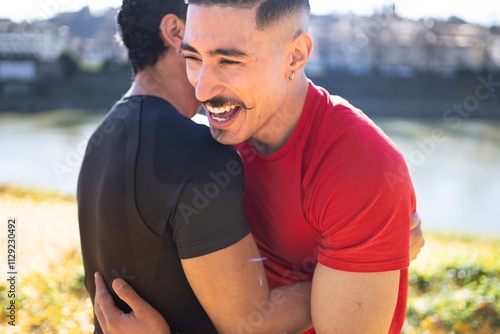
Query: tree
59 51 80 79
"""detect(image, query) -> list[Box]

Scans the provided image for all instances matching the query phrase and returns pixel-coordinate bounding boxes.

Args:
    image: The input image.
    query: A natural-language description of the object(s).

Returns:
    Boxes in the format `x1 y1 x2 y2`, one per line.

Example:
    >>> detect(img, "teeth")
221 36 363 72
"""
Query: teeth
213 116 230 122
207 105 237 114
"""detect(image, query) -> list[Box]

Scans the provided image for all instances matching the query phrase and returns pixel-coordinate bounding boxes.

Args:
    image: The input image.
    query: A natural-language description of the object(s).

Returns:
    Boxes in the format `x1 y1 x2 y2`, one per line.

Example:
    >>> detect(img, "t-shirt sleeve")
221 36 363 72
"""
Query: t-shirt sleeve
307 115 416 272
171 153 250 259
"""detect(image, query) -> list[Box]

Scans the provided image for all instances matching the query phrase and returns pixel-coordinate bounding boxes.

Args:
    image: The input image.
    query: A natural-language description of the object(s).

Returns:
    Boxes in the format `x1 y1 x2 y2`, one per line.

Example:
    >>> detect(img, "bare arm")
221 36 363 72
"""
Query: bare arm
182 233 312 334
311 263 399 334
94 234 312 334
94 212 421 334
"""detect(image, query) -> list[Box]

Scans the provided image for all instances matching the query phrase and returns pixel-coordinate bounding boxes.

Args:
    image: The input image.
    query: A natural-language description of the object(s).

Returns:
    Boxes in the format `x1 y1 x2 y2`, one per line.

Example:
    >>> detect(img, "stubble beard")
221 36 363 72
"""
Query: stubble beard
210 126 232 145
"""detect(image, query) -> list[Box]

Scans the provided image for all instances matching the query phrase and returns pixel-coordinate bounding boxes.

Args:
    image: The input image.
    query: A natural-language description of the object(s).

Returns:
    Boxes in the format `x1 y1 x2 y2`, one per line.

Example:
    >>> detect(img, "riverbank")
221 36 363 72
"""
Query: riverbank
0 67 131 114
1 69 499 119
0 186 499 333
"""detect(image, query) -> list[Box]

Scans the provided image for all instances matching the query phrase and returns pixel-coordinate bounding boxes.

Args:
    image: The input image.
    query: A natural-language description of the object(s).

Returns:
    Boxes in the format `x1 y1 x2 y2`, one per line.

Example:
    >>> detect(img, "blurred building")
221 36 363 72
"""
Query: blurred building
0 20 69 61
0 20 68 84
0 8 127 87
308 12 500 77
64 9 127 68
1 9 499 85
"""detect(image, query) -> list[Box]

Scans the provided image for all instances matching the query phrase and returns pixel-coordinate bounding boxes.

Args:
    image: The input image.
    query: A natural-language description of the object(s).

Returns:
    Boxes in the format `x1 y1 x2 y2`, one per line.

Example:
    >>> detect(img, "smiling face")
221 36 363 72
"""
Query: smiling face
181 4 298 146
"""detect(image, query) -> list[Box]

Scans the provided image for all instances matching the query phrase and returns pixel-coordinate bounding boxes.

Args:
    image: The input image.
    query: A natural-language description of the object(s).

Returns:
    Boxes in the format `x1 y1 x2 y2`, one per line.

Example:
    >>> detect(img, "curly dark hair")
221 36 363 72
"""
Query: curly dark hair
185 0 310 30
117 0 188 74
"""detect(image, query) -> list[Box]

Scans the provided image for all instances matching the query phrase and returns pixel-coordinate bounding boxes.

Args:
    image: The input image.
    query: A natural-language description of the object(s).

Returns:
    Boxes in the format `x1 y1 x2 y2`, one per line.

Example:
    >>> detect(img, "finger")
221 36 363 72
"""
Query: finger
94 298 108 333
410 212 421 229
410 242 425 261
95 272 120 323
409 228 425 261
410 224 424 246
112 278 148 315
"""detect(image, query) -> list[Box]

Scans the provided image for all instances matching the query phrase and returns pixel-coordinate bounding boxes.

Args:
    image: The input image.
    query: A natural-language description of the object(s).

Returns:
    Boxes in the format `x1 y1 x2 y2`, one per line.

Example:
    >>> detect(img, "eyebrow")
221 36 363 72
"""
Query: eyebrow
180 42 249 58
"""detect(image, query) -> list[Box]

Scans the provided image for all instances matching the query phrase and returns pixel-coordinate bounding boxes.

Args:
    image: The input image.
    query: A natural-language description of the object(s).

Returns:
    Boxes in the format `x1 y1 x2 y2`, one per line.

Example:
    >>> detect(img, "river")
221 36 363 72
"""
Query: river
1 109 499 236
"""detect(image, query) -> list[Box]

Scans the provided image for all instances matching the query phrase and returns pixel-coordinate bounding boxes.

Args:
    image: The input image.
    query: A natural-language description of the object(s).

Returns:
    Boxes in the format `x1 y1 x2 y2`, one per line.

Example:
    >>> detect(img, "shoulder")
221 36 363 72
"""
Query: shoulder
302 89 415 223
133 96 242 166
305 89 406 174
304 83 395 152
301 90 415 272
183 124 243 176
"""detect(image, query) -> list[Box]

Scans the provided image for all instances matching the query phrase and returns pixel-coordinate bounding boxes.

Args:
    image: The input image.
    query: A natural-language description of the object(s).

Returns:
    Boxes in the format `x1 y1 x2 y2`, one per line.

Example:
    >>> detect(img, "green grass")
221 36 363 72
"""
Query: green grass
0 249 93 333
0 188 498 333
2 233 497 333
404 233 500 333
0 184 74 202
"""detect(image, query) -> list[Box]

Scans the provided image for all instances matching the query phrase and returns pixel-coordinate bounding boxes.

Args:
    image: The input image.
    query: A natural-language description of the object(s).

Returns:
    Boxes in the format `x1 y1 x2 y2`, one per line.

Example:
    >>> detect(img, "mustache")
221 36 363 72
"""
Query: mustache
201 96 253 111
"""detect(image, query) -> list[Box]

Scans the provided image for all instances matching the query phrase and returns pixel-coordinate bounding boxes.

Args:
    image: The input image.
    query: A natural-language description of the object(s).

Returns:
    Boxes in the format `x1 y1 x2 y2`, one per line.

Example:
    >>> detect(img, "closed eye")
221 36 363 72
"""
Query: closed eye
220 59 242 65
181 51 200 61
182 54 201 62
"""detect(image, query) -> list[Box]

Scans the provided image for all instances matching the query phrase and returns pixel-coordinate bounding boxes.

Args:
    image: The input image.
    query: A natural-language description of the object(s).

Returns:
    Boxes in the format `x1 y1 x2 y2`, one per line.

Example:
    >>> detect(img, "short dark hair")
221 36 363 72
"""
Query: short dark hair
185 0 310 30
117 0 188 74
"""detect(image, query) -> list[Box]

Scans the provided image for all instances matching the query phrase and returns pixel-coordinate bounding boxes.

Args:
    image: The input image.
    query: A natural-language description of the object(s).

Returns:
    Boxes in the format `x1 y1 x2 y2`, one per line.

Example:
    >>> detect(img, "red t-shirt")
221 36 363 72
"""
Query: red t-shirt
236 82 416 333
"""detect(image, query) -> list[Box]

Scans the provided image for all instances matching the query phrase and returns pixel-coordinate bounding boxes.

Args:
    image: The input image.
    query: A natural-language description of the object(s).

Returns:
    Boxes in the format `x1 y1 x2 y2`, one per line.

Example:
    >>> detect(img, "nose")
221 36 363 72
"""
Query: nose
192 63 224 103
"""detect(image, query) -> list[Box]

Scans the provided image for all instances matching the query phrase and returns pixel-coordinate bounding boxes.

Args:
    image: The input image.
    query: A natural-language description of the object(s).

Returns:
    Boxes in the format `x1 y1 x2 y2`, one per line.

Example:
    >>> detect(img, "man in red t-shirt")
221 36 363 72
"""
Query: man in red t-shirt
235 85 415 333
94 1 423 333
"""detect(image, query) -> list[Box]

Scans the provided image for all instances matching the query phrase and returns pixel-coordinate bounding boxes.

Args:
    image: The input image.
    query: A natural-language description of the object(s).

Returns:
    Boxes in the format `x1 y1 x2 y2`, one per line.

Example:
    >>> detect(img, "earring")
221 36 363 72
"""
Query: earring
288 71 295 81
176 49 182 56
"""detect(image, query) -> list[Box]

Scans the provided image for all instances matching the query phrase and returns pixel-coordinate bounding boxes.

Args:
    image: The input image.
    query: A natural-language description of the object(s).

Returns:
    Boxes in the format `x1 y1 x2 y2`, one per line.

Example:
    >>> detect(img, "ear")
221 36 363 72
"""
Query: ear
288 33 313 73
159 14 185 49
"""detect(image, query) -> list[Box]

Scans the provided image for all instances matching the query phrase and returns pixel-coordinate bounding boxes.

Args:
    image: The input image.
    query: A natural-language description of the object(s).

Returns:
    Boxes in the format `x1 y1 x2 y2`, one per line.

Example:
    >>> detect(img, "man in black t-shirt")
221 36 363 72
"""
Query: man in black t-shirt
78 95 249 333
78 1 313 333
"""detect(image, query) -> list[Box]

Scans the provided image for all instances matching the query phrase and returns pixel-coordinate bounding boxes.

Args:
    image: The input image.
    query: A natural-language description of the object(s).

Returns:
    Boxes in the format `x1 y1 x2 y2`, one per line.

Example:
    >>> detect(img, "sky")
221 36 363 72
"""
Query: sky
2 0 500 27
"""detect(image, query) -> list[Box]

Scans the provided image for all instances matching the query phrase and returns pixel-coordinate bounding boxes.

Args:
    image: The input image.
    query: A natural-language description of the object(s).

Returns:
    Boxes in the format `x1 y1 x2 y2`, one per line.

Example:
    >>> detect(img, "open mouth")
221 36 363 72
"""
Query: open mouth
205 104 241 123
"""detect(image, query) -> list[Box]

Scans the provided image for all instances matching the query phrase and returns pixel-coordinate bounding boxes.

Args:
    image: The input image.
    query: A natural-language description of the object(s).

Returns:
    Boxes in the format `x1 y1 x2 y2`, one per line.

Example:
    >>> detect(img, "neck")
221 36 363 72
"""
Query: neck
125 56 200 118
251 72 309 155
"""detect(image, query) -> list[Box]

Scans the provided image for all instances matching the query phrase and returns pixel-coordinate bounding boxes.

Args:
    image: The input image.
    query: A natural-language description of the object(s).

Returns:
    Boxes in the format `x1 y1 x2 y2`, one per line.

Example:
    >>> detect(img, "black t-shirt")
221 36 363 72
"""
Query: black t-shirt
78 96 249 334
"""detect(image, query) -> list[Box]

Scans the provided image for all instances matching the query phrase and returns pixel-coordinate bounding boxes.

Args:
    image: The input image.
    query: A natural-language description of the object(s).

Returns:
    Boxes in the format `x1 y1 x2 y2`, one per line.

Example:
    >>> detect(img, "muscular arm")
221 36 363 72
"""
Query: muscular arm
95 215 424 333
183 233 312 334
311 263 399 334
95 234 312 334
